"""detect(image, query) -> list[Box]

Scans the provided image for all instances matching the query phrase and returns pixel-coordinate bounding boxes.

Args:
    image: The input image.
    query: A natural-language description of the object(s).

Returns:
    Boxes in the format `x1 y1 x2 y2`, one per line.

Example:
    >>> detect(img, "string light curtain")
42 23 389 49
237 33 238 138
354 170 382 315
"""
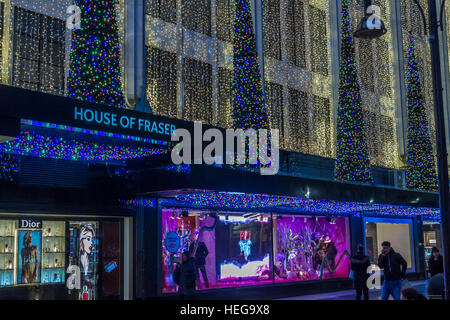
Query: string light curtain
218 67 233 128
217 0 234 42
265 81 284 147
405 34 437 191
401 0 436 167
312 95 331 158
288 89 309 153
286 0 306 68
352 0 399 169
11 7 65 95
146 47 178 118
67 0 125 108
335 0 372 183
0 2 4 84
309 4 328 76
262 0 281 61
232 0 269 131
184 57 213 123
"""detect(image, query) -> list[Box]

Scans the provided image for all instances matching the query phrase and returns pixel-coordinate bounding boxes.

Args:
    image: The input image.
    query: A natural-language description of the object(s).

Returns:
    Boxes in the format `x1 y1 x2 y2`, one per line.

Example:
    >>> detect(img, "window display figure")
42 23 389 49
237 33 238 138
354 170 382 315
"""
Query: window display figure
21 232 38 284
239 231 252 261
189 229 209 289
314 235 337 272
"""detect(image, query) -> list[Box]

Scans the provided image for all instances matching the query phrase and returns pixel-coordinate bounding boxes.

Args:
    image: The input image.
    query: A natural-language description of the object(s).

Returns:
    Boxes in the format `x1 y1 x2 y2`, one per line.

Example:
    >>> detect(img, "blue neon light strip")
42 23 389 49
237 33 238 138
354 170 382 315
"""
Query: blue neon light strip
21 119 170 147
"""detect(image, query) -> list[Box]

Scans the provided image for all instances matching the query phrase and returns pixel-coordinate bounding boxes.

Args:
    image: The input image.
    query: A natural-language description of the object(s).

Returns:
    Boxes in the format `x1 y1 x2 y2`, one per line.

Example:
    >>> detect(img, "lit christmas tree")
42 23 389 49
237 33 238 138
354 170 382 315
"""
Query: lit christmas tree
67 0 125 108
405 34 437 191
335 0 372 183
232 0 269 131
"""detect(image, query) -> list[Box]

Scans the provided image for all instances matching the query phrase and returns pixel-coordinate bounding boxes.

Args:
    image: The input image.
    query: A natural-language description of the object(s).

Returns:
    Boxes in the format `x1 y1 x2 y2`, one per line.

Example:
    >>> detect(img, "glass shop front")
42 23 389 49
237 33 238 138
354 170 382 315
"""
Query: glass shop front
161 209 351 294
0 214 123 300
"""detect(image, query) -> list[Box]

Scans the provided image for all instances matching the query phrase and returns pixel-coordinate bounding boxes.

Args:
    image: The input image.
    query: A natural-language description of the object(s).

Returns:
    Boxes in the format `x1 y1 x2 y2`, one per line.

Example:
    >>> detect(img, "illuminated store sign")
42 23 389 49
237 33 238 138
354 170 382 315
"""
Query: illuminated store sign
19 218 42 229
74 107 177 136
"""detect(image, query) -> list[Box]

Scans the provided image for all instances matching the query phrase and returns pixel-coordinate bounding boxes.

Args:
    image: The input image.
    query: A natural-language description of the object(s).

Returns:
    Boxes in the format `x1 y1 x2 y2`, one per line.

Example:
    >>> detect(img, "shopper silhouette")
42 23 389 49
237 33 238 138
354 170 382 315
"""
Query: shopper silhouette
378 241 407 300
351 244 371 300
427 247 444 278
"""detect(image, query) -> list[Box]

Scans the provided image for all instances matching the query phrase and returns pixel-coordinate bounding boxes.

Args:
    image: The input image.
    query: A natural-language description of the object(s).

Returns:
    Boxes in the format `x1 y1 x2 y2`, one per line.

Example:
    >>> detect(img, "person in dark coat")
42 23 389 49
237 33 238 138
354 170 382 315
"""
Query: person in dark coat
174 252 197 299
378 241 408 300
189 235 210 289
428 247 444 278
351 244 371 300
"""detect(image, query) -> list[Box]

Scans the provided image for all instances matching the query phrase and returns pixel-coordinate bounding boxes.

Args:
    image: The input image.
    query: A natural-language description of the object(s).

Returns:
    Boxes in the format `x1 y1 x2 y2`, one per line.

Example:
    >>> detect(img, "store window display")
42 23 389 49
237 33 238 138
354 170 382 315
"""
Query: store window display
273 215 351 282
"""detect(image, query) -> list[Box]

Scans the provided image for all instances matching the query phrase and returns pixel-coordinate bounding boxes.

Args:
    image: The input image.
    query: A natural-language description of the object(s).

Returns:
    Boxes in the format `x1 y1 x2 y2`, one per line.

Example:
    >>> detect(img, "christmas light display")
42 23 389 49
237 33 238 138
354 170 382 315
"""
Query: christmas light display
169 192 439 220
67 0 125 108
0 153 18 182
0 131 167 162
335 0 372 183
232 0 269 131
405 34 437 191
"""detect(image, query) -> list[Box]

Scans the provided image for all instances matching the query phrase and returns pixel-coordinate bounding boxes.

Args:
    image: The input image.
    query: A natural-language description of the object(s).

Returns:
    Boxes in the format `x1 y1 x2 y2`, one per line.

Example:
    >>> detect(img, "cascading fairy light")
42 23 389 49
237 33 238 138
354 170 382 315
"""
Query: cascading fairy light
67 0 125 108
0 132 167 162
335 0 372 183
405 34 437 191
232 0 270 167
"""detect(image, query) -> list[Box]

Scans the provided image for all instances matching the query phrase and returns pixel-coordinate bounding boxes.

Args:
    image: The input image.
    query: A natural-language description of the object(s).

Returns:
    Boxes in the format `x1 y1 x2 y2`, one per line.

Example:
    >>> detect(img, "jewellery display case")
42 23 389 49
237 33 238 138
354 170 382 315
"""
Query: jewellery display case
0 220 16 286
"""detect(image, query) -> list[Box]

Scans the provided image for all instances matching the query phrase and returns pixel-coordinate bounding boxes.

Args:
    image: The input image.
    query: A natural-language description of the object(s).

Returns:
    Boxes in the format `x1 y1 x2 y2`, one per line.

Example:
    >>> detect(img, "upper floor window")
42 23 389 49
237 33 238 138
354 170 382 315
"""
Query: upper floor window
309 5 328 76
12 6 65 95
217 0 234 42
286 0 306 68
147 0 177 24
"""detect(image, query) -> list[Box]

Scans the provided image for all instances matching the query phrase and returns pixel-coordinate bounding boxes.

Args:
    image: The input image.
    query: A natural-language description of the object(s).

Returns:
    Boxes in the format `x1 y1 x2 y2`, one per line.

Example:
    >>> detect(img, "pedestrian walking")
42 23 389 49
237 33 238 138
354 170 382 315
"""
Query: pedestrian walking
351 244 371 300
378 241 407 300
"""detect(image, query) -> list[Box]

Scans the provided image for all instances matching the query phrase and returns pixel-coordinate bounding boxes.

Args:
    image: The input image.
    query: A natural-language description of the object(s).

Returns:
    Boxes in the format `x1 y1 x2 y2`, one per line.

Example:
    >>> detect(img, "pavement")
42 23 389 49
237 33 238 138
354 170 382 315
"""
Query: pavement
279 280 429 300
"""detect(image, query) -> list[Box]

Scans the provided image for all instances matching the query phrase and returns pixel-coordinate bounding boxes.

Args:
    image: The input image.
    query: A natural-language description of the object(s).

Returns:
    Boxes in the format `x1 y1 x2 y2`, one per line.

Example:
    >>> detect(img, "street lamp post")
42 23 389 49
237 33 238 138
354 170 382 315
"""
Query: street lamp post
355 0 450 299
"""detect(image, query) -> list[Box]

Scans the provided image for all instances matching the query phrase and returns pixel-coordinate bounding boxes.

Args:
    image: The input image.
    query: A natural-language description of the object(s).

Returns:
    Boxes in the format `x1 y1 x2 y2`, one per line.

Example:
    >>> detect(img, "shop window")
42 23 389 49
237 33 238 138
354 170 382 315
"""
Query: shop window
12 7 65 95
146 0 177 24
365 220 414 269
161 210 272 293
265 82 284 147
273 215 351 282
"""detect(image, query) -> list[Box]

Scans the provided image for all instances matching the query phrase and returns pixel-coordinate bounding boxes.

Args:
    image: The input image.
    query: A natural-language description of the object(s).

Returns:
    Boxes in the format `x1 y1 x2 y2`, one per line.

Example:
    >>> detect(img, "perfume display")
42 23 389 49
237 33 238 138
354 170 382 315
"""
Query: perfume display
0 220 16 287
41 221 66 284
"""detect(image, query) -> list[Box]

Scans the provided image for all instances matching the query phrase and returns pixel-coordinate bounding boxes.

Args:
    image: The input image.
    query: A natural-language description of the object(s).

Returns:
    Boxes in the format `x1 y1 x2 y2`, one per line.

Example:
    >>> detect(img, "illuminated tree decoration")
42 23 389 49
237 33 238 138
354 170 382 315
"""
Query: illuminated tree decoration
405 34 437 191
67 0 125 108
335 0 372 183
232 0 269 131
